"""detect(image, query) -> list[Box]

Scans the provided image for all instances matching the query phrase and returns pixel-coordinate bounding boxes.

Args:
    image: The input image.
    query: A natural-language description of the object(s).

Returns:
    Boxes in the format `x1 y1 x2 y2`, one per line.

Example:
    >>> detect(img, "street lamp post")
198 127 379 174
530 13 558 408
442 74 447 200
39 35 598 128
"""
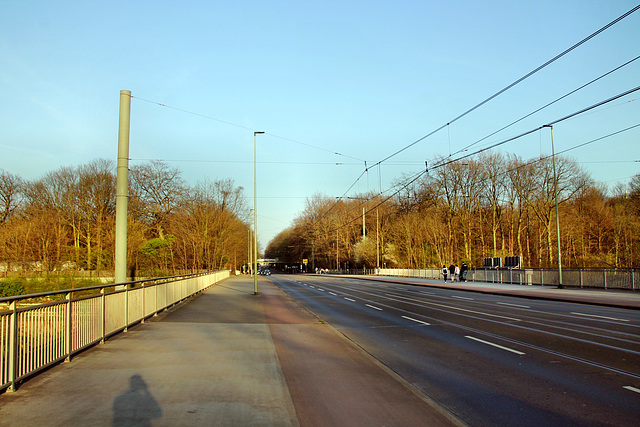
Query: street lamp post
544 125 563 288
253 131 265 295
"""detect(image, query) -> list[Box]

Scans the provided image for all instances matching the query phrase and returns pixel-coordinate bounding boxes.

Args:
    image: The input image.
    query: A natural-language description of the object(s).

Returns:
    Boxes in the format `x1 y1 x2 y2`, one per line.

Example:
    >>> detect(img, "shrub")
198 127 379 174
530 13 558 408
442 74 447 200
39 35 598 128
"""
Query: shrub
0 278 26 297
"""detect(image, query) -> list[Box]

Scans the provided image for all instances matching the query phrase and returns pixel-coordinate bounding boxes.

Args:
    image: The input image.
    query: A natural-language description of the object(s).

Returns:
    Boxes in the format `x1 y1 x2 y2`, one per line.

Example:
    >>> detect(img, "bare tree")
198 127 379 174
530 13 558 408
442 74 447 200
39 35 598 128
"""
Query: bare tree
130 161 186 240
75 159 116 270
0 170 23 223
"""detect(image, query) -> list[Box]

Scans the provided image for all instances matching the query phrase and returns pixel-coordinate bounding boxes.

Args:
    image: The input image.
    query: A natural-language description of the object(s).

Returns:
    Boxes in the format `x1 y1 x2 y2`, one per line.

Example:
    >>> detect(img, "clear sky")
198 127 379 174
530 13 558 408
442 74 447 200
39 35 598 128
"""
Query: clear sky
1 1 639 247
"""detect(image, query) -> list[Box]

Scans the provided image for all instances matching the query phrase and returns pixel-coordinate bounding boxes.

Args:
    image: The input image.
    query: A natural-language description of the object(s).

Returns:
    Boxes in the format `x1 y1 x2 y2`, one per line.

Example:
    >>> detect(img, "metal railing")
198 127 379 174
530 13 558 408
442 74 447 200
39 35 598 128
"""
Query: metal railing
0 270 229 393
376 267 638 290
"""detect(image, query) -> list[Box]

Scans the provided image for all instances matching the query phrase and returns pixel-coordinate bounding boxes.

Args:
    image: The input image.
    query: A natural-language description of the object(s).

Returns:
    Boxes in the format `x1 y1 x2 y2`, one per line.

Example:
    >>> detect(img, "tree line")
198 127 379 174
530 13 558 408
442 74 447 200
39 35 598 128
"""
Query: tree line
0 160 251 277
265 152 640 270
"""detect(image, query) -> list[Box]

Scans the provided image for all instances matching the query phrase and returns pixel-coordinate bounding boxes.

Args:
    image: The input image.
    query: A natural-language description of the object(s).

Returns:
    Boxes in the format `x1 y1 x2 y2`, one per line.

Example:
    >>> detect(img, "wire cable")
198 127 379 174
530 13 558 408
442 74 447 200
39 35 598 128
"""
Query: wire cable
369 4 640 170
451 54 640 157
130 96 364 162
320 5 640 221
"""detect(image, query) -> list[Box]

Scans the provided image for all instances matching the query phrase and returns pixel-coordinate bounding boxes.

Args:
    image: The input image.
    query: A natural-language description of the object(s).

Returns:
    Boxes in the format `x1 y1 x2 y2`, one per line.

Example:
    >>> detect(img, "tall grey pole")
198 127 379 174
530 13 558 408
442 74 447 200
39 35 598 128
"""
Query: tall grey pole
545 125 563 288
376 208 380 270
115 90 131 287
254 131 264 294
336 229 339 271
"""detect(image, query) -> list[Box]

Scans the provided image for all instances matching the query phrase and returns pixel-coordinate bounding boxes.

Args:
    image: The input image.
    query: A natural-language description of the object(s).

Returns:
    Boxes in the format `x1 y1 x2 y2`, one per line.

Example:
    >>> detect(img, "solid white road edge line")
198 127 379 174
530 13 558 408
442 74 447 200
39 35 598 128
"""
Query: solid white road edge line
571 312 629 322
465 335 526 355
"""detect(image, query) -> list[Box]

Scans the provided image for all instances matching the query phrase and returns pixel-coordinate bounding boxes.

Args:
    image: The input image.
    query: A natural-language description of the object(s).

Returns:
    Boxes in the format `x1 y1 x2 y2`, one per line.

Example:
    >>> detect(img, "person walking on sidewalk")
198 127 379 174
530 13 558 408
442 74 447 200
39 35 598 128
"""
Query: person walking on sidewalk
455 264 460 282
461 262 468 282
441 265 448 282
449 263 455 283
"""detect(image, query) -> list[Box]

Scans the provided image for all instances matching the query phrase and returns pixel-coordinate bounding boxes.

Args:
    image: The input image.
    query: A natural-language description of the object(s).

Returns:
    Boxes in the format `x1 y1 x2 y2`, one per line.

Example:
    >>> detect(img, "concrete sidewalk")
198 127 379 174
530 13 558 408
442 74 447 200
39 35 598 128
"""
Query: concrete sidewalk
346 275 640 310
0 276 460 427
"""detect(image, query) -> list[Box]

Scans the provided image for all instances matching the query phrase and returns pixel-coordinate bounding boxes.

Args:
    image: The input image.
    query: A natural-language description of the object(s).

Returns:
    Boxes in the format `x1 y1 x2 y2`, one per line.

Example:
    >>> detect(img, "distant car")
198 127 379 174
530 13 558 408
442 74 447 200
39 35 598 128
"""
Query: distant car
259 269 271 276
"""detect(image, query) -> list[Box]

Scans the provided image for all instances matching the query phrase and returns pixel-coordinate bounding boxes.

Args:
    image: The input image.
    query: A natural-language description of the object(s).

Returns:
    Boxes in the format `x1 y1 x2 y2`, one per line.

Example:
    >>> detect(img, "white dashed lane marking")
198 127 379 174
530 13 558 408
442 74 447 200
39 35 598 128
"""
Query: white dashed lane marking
465 336 525 355
402 316 431 326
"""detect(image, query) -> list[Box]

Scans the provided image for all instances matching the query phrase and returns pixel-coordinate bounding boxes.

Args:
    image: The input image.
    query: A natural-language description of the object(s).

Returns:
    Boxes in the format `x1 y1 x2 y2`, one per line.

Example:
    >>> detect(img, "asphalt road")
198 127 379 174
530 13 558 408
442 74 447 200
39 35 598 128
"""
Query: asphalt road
269 274 640 427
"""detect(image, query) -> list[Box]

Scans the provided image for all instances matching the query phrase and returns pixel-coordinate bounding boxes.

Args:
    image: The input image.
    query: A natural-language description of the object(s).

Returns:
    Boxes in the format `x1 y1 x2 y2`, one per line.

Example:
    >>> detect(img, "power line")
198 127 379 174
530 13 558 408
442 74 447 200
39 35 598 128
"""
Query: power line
369 4 640 170
130 158 421 166
327 102 640 237
429 85 640 172
305 80 640 241
451 54 640 157
130 158 368 166
130 95 363 162
321 5 640 218
505 124 640 181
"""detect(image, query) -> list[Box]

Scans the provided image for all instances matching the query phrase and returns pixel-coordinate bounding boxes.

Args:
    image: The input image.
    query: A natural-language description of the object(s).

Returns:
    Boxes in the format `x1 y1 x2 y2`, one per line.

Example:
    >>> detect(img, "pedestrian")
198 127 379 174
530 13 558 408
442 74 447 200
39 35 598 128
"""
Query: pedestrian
455 264 460 282
461 262 468 282
449 263 455 283
441 265 448 282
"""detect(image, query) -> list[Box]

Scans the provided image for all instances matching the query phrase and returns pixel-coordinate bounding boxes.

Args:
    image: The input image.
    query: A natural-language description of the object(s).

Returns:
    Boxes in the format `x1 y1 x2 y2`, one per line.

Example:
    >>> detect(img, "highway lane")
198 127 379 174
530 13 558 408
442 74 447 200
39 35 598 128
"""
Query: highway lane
269 274 640 426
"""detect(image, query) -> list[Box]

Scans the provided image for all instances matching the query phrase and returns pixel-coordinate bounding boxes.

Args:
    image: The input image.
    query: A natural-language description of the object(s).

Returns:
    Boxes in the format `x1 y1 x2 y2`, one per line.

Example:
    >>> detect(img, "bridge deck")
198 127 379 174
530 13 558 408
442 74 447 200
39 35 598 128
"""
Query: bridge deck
0 276 457 426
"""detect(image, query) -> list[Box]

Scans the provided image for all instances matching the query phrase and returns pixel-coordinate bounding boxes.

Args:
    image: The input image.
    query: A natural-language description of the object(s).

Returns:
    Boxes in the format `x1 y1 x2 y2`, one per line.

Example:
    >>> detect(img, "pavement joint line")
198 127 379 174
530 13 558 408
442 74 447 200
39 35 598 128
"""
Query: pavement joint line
465 335 526 355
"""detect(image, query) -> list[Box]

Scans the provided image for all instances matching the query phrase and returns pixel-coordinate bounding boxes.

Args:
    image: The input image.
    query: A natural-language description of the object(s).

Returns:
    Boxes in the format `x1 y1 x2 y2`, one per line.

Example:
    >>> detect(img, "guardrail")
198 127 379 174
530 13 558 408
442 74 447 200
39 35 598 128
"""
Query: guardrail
0 270 229 393
376 267 638 290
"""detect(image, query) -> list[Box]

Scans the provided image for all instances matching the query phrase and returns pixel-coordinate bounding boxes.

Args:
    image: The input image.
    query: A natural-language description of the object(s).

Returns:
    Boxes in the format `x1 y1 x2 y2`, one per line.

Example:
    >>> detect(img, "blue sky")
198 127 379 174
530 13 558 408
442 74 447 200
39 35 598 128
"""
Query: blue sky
1 1 639 246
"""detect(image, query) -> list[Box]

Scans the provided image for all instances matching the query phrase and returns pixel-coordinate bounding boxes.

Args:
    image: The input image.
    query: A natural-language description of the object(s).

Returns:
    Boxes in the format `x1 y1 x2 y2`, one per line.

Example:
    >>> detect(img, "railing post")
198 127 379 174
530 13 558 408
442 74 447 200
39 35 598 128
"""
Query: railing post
580 269 583 288
101 288 106 344
633 269 636 291
604 269 607 290
141 283 146 324
8 301 17 392
65 292 72 362
154 280 159 317
124 286 129 332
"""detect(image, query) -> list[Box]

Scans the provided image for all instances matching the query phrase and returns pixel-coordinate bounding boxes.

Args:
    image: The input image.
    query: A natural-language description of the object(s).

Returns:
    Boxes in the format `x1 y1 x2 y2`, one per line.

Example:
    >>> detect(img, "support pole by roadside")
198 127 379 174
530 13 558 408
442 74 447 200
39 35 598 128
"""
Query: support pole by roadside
115 90 131 288
545 125 563 289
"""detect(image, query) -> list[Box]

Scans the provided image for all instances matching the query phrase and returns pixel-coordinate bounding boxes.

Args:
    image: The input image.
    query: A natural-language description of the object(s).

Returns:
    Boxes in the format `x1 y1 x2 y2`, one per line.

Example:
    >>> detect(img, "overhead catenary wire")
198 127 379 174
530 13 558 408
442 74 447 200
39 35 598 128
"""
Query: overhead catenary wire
369 5 640 170
450 54 640 158
316 5 640 226
428 85 640 173
317 86 640 240
130 95 364 162
447 123 640 194
320 122 640 241
130 158 403 166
